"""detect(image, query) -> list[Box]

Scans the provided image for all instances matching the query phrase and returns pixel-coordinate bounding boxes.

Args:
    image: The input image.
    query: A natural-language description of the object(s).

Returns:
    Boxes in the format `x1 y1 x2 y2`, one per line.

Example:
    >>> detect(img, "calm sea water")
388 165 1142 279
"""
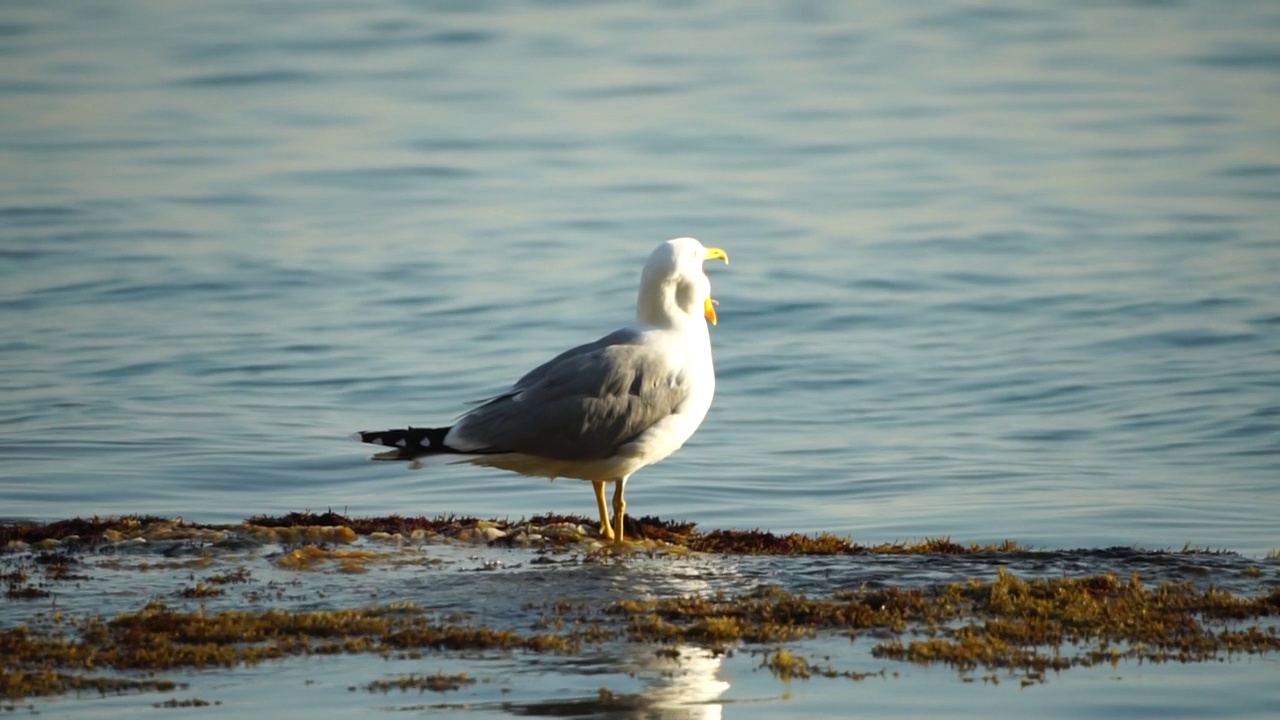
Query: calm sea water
2 0 1278 557
3 1 1280 717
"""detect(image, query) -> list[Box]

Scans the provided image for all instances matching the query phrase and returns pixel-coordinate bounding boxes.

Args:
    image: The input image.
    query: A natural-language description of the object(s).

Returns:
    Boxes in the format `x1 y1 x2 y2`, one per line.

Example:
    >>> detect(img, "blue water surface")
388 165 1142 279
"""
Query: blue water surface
2 0 1278 558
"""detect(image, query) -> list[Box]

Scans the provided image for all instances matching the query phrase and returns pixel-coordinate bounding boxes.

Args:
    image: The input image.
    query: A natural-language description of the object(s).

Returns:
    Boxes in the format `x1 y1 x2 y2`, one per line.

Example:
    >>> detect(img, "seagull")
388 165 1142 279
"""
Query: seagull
357 238 728 543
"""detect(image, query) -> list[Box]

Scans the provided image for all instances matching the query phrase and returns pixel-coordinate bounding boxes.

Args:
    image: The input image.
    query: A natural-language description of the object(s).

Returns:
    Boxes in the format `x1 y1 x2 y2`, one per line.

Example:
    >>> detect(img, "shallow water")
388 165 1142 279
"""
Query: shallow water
1 0 1279 715
2 524 1277 719
29 638 1280 720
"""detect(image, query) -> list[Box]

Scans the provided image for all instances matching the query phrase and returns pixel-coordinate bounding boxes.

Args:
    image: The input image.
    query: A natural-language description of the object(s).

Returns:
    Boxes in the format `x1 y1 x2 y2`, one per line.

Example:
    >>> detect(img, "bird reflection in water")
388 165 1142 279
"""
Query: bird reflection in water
504 643 729 720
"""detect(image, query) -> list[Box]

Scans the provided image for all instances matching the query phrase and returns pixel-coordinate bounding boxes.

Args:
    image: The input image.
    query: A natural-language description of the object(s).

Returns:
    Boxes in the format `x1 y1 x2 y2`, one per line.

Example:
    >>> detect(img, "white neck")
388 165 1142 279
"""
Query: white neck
636 279 706 329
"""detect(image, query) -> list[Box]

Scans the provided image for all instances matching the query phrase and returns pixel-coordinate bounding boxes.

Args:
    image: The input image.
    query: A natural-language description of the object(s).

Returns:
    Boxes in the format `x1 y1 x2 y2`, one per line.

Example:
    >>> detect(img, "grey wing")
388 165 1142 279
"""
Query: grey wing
452 339 692 461
511 327 645 391
465 327 644 406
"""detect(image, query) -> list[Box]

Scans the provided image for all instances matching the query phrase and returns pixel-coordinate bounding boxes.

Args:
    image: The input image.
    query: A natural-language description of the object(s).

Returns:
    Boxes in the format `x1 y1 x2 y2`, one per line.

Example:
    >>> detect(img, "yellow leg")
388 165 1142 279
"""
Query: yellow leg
592 480 614 541
611 477 628 544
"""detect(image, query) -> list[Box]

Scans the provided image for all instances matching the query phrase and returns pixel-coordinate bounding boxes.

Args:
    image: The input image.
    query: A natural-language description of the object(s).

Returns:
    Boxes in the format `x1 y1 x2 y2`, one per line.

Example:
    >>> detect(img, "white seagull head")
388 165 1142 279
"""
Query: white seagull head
636 237 729 328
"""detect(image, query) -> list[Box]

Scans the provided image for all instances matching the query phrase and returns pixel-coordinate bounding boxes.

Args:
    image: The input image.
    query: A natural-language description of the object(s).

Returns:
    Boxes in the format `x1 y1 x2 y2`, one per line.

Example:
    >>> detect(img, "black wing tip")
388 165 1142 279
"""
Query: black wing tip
355 426 458 457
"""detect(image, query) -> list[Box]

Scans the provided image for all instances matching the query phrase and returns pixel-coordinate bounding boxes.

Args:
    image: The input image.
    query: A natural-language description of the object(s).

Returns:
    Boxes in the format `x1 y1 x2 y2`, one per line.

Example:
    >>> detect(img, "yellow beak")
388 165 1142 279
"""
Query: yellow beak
704 297 719 325
702 247 728 325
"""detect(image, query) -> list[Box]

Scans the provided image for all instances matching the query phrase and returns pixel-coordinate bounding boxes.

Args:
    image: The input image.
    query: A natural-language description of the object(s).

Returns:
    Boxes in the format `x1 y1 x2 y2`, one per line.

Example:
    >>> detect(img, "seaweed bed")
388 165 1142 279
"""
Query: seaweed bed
2 512 1278 703
0 511 1020 554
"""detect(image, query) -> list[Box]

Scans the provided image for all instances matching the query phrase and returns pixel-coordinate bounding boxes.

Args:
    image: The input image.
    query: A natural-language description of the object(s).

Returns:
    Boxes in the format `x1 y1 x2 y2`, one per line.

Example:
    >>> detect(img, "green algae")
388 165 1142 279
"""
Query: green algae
0 599 586 694
2 512 1032 556
3 513 1280 702
176 582 225 599
12 511 1258 558
4 585 49 601
4 568 1277 700
0 515 173 547
0 669 182 701
154 697 217 708
765 648 811 680
360 672 477 694
867 569 1280 672
607 571 1280 677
